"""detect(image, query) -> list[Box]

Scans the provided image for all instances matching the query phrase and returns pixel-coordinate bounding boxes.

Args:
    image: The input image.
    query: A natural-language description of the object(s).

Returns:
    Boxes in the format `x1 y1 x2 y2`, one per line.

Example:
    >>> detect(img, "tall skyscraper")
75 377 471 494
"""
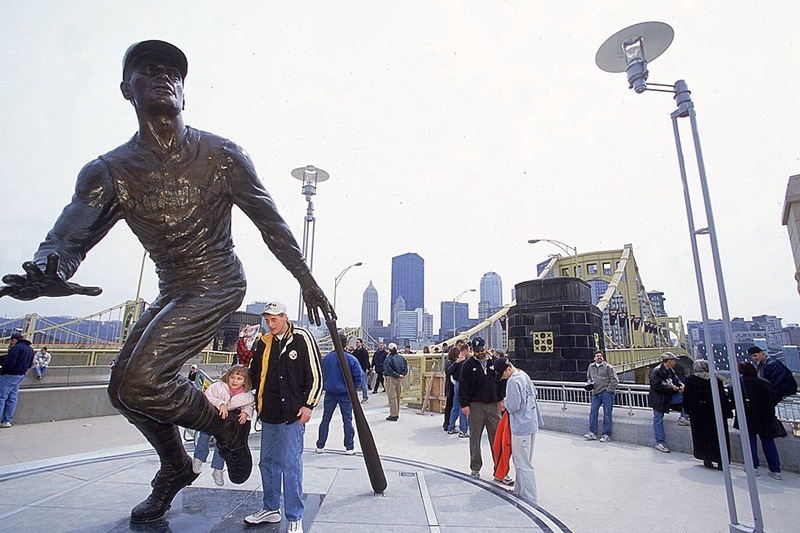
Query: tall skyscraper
391 252 424 327
480 272 503 308
361 281 379 330
479 271 504 349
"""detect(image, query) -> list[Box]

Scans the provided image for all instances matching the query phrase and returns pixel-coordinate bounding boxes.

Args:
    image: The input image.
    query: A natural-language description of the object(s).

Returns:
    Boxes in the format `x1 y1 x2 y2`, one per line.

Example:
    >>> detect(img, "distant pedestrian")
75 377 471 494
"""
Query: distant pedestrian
458 337 502 479
371 342 387 393
187 364 199 383
442 347 458 431
316 333 362 454
494 357 543 505
352 338 370 403
0 333 35 428
682 359 732 470
735 361 783 479
749 346 797 406
447 344 470 437
33 346 52 380
649 352 688 453
383 343 408 421
584 350 619 443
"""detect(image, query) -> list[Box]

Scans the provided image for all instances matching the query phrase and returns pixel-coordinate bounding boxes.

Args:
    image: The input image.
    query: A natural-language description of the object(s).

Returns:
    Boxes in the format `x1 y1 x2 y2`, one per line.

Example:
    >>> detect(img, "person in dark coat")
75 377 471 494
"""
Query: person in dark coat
442 347 459 431
734 361 783 480
749 346 797 406
682 359 732 470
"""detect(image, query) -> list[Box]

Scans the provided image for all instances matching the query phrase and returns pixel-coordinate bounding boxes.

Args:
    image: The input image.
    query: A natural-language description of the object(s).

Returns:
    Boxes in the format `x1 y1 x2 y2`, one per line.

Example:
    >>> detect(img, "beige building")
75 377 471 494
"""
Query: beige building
782 175 800 295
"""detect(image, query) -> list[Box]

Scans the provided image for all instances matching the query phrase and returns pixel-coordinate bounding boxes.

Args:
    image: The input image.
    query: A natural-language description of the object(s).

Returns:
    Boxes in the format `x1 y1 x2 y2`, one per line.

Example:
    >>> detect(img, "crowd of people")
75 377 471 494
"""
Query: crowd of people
3 315 796 522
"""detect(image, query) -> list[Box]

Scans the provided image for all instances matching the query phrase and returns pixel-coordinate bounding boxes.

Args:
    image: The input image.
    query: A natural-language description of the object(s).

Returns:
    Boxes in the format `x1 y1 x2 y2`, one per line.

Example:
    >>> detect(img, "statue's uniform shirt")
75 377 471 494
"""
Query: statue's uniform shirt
31 126 309 431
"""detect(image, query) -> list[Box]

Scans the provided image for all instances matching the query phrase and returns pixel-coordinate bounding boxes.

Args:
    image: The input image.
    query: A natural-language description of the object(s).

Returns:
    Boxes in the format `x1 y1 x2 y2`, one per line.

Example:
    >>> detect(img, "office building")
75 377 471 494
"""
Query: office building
361 281 378 330
390 252 424 327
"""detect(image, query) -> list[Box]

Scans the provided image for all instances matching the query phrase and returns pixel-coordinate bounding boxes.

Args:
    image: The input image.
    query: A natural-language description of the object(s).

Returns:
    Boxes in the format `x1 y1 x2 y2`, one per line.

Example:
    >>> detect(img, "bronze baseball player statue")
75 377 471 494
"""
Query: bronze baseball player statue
0 40 335 523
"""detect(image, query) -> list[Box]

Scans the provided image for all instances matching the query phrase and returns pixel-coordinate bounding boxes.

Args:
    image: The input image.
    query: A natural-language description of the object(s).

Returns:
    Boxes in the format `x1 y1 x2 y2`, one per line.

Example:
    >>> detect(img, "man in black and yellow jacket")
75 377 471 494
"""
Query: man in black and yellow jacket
245 302 322 532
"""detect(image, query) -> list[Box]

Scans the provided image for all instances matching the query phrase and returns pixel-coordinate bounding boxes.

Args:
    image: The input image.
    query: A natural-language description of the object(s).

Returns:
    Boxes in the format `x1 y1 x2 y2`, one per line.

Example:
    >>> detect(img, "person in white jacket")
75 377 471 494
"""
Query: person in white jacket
192 365 255 485
495 357 543 506
33 347 52 380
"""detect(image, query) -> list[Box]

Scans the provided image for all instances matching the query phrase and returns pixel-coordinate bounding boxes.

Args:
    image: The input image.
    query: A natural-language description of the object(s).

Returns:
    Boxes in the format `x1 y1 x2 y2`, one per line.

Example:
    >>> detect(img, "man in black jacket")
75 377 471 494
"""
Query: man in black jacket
749 346 797 406
649 352 686 453
0 333 35 428
245 302 322 531
458 337 503 478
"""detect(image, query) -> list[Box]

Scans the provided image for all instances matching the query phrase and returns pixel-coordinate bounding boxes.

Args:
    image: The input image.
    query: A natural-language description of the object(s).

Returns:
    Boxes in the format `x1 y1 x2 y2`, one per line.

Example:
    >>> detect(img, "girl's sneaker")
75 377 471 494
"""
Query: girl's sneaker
212 468 225 486
192 458 203 474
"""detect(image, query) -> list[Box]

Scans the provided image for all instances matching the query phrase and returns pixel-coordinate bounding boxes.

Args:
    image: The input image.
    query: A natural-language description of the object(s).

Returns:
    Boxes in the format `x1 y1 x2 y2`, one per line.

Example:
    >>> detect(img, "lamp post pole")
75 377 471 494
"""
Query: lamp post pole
291 165 330 325
528 238 578 276
333 262 363 311
597 21 763 533
451 288 475 338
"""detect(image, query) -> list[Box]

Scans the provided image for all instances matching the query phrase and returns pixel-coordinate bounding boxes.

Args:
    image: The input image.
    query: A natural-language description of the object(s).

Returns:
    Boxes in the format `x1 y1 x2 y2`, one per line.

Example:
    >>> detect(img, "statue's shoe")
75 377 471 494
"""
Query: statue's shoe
130 460 199 523
216 418 252 484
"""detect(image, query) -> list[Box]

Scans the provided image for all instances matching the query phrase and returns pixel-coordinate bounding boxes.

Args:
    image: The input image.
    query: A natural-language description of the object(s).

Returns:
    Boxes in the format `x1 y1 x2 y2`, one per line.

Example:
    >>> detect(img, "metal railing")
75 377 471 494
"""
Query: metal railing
40 348 235 367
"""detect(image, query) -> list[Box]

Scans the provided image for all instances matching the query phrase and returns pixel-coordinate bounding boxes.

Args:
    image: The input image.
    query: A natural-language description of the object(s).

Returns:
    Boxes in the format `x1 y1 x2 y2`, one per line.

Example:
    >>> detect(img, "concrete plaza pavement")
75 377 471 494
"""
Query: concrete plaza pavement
1 390 798 532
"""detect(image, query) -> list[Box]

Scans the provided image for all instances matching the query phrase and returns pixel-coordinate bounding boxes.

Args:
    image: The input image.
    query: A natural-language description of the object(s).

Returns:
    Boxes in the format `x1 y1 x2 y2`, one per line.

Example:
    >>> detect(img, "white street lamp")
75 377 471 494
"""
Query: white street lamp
451 288 476 337
333 262 363 310
291 165 330 323
527 238 577 258
597 21 763 533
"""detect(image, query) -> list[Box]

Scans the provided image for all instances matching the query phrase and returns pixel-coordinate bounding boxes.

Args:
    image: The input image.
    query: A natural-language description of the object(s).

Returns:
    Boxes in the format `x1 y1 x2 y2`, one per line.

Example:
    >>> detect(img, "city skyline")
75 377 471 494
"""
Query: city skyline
1 3 799 330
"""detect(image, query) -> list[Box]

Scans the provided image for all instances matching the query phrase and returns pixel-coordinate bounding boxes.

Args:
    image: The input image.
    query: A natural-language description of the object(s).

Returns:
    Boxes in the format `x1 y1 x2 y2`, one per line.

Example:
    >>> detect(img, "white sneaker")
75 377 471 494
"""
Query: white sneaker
212 468 225 486
654 442 670 453
192 458 203 474
315 447 324 454
345 448 356 455
753 468 761 477
288 519 304 533
678 417 690 426
599 434 611 443
244 509 281 525
768 470 782 480
0 422 11 428
583 432 597 440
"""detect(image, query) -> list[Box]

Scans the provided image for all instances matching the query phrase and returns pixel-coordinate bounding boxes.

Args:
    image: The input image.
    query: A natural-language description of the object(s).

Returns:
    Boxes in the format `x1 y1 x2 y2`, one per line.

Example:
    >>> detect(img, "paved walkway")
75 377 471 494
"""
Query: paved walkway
1 391 798 532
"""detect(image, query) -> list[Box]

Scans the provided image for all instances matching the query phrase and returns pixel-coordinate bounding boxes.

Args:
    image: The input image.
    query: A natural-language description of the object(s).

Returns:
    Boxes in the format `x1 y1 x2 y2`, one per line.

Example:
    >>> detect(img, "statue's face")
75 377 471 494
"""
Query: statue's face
123 55 184 115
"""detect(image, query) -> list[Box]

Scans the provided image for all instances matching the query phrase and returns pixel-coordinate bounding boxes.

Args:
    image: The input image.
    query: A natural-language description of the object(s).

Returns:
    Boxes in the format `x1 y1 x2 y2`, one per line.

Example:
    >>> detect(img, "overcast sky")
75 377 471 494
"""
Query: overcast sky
1 1 798 332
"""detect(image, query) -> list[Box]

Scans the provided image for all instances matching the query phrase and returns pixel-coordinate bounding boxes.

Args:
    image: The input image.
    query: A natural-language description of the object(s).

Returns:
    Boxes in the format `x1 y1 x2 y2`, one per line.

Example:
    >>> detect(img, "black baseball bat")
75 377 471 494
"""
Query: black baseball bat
325 317 387 494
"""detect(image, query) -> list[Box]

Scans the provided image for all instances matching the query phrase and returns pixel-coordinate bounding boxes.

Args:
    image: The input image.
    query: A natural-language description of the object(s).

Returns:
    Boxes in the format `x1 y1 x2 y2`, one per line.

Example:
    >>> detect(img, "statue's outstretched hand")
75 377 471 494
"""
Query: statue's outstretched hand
0 253 102 301
302 284 336 326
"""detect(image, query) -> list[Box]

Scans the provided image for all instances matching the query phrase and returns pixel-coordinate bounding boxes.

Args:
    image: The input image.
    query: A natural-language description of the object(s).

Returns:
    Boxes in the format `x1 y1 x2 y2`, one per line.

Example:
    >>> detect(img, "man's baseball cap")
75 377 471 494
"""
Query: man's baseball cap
123 40 188 80
494 357 511 381
190 364 198 369
470 337 486 352
388 342 398 350
661 352 677 361
9 333 24 341
261 302 287 316
747 346 765 356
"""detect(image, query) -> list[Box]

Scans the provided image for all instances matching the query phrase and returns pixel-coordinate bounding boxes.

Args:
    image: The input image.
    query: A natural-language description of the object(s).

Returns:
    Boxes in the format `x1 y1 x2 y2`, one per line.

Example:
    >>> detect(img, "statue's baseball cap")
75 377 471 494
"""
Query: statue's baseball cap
261 302 288 316
123 40 188 80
